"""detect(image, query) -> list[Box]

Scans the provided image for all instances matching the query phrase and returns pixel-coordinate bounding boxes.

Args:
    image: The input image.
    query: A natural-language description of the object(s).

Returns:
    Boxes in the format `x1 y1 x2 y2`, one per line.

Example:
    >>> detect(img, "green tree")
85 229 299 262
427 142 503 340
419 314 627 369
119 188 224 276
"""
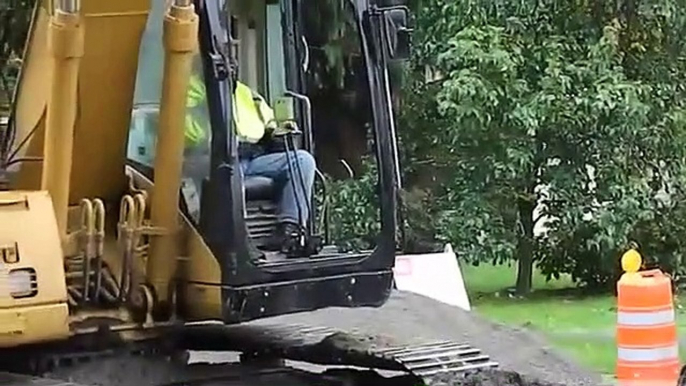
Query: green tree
398 0 686 293
0 0 34 104
0 0 35 163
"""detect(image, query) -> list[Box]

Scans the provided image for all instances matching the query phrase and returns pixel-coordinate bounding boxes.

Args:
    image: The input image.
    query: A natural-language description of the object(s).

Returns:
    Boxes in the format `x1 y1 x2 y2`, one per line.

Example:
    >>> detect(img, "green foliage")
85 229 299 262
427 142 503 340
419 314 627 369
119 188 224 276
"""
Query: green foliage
396 0 686 290
303 0 361 90
0 0 34 111
325 157 380 252
0 0 34 160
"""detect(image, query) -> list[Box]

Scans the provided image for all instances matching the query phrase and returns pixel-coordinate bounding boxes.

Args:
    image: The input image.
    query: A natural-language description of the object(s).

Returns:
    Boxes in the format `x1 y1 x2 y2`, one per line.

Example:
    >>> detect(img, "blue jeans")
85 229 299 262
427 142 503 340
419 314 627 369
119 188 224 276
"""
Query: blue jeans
241 150 316 225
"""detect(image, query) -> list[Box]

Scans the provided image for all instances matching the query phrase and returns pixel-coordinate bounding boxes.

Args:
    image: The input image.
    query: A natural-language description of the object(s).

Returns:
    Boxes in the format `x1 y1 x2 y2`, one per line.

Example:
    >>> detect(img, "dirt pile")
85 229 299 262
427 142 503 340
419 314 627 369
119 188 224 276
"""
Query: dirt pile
256 291 603 386
429 369 568 386
45 362 570 386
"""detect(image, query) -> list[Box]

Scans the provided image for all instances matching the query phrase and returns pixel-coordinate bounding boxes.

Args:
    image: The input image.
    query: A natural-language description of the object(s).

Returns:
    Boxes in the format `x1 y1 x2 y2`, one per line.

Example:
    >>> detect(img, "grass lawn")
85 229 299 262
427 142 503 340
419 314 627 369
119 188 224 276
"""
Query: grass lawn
461 262 686 378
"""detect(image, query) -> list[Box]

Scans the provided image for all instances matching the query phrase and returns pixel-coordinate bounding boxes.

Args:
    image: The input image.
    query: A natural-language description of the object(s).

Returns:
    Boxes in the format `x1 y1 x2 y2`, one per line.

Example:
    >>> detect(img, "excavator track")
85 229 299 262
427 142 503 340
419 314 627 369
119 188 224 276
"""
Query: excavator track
0 372 90 386
152 365 417 386
180 322 500 385
2 349 420 386
1 322 499 386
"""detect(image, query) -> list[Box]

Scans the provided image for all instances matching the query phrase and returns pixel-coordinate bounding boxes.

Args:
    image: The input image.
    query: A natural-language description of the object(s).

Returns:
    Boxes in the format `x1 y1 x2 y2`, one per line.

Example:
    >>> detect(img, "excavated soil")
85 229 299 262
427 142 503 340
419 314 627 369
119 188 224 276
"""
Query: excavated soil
43 291 604 386
427 369 569 386
44 363 570 386
43 362 577 386
250 291 603 386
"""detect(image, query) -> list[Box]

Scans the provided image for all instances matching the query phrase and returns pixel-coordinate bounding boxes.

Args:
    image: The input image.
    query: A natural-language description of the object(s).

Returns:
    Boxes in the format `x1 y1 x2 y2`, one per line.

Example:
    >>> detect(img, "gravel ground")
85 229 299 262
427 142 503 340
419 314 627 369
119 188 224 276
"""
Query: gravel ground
248 291 604 386
43 291 604 386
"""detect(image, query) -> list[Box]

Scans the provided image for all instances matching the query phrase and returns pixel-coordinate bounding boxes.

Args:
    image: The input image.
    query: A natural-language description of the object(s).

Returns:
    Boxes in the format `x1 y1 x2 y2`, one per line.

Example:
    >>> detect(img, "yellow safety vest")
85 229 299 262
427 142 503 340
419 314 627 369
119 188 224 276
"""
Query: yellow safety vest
185 76 276 146
185 76 207 146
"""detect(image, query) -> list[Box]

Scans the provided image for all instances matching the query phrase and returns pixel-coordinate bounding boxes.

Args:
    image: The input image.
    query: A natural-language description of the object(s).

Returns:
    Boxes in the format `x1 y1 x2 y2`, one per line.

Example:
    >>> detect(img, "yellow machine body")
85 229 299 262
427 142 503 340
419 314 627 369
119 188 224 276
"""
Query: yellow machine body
0 0 223 348
0 191 70 346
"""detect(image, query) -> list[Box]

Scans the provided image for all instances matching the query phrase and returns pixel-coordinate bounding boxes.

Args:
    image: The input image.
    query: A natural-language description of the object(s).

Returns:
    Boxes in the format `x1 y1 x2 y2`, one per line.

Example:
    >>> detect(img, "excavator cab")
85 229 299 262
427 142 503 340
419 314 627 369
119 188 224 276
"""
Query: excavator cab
124 0 411 323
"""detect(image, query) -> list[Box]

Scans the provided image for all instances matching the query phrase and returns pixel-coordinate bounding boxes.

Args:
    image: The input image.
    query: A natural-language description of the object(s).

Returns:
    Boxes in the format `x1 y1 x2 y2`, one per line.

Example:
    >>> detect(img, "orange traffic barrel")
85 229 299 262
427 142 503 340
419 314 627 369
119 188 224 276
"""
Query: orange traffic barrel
617 250 680 386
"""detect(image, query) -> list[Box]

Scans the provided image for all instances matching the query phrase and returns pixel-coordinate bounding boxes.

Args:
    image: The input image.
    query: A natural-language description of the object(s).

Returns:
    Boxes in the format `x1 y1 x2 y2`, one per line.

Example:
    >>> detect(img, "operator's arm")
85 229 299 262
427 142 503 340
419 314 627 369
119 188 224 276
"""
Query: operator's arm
253 94 299 149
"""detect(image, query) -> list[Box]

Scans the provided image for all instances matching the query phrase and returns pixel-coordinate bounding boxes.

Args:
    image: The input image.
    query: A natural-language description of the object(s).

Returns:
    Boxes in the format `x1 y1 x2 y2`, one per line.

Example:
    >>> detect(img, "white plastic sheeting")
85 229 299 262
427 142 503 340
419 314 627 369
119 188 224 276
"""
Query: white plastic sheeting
393 244 471 311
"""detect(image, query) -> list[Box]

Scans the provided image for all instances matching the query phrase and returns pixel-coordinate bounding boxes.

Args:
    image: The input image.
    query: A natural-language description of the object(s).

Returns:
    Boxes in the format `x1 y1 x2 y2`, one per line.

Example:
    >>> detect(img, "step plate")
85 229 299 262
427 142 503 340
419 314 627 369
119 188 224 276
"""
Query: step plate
186 322 499 385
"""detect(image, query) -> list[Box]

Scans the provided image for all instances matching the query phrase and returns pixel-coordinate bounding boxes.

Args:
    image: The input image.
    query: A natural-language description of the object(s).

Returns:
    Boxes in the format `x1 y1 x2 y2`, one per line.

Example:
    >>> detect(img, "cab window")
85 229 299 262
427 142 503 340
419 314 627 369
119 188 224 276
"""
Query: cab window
127 0 211 222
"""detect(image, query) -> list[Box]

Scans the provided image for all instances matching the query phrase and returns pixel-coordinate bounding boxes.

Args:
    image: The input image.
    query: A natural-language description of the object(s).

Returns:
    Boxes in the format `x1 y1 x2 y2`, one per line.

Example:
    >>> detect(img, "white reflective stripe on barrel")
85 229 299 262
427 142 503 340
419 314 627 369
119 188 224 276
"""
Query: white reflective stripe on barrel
617 345 679 362
617 309 675 326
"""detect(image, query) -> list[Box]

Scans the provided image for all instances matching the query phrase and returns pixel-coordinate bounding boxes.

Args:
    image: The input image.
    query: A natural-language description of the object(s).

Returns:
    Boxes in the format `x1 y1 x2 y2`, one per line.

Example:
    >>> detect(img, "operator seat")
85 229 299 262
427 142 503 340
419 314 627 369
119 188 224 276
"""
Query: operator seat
127 104 281 248
244 175 276 201
242 174 280 248
185 159 277 201
167 142 280 248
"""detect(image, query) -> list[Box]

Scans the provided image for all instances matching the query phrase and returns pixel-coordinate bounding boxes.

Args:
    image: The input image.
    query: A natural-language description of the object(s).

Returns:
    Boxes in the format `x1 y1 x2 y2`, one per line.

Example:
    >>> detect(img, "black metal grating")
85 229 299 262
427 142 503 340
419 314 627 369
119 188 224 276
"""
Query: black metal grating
246 201 279 247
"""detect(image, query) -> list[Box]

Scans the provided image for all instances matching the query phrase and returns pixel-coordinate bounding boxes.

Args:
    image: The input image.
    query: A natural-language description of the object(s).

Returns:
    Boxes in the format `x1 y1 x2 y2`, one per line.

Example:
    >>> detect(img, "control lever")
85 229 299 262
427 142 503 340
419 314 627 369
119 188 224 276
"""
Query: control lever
271 93 321 257
272 95 303 137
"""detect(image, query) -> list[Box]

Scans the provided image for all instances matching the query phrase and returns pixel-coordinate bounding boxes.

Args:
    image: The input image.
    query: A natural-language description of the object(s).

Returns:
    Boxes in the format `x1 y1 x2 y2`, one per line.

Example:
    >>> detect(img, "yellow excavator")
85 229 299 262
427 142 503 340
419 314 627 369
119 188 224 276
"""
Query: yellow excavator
0 0 497 385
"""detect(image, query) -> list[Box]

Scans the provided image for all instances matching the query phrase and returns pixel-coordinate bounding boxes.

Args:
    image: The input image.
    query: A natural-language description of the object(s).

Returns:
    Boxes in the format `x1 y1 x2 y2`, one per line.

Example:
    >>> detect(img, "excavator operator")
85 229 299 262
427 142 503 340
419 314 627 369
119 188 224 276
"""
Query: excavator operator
185 70 316 256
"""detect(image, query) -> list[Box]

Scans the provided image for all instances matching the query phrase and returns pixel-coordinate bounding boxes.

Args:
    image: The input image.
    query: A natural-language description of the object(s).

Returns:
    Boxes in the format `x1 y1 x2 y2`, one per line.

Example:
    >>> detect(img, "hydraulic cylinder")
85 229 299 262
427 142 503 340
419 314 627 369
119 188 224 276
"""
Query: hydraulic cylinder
41 0 85 239
146 0 198 313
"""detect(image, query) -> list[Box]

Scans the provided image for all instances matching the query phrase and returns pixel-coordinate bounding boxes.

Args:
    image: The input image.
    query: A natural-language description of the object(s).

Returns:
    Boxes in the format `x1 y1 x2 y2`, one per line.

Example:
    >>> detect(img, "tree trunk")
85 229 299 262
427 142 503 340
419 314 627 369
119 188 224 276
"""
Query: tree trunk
515 196 536 295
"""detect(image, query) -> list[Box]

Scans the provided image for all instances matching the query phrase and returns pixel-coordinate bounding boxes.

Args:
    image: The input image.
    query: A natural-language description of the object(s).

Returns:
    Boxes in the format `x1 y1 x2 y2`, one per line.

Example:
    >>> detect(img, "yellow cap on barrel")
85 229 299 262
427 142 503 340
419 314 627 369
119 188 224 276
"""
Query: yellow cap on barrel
621 249 642 273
